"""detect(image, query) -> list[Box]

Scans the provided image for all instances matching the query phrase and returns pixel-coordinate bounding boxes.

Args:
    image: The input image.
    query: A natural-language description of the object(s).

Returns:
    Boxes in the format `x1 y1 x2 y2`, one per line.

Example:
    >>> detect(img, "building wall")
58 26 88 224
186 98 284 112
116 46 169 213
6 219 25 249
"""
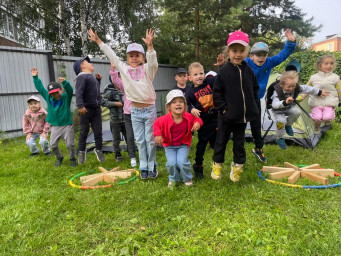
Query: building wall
313 38 341 52
0 46 178 138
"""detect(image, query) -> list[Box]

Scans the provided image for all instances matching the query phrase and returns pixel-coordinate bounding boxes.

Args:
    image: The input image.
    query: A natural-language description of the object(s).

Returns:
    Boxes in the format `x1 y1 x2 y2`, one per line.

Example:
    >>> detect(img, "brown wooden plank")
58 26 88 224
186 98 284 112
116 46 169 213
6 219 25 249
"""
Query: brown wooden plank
301 169 334 178
284 162 299 171
98 166 108 173
301 171 328 185
80 173 103 182
263 166 295 173
107 171 132 179
288 171 301 184
301 164 321 169
269 170 296 179
81 175 104 186
103 175 118 183
108 167 121 172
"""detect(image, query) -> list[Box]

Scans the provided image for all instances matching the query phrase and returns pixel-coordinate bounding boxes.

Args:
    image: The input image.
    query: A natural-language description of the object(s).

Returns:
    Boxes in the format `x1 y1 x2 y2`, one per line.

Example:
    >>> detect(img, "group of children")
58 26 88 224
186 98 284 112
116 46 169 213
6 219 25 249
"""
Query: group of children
24 27 341 187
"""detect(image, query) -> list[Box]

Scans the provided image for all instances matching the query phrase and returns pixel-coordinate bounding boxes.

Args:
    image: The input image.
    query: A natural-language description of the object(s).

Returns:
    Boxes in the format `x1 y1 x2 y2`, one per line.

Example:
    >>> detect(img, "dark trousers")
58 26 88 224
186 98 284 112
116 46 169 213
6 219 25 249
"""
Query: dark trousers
195 120 217 165
250 100 264 149
124 114 137 158
110 121 126 155
213 121 247 164
78 107 102 151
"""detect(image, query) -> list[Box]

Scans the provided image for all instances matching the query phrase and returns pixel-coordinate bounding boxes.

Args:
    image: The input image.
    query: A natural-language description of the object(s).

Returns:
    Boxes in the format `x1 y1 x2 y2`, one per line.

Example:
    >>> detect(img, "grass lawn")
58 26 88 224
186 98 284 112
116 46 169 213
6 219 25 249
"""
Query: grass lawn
1 123 341 255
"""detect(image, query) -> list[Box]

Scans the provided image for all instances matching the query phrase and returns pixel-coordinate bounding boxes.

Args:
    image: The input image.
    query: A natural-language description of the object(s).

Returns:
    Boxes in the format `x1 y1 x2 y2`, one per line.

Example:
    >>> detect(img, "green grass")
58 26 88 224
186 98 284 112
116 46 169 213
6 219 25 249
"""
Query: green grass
1 124 341 255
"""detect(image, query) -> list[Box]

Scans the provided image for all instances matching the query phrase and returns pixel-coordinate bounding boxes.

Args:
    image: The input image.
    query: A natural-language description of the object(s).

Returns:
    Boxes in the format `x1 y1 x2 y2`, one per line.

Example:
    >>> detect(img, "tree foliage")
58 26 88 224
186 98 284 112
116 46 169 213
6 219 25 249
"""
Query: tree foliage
154 0 321 70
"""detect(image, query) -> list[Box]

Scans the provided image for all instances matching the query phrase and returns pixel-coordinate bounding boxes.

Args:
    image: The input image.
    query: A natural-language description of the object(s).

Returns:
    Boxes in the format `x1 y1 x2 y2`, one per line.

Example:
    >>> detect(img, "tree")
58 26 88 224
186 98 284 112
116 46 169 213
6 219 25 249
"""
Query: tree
154 0 251 70
154 0 321 69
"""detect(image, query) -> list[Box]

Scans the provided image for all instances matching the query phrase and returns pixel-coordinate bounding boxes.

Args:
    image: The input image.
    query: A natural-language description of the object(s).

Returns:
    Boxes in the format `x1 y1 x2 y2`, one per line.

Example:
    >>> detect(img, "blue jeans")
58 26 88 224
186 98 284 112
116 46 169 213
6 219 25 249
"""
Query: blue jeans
131 104 157 172
165 145 192 182
26 133 50 154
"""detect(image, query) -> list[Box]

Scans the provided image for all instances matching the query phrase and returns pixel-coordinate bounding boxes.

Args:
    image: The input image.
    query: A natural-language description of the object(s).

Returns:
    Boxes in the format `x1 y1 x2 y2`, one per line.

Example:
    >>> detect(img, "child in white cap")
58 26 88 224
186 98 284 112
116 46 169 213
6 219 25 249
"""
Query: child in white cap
88 28 158 179
23 95 51 157
153 89 202 187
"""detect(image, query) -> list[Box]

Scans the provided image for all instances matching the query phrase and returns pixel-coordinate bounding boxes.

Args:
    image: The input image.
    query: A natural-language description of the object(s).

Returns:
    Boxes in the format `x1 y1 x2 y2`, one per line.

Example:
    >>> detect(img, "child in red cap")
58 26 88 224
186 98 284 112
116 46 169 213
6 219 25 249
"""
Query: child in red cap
211 30 259 182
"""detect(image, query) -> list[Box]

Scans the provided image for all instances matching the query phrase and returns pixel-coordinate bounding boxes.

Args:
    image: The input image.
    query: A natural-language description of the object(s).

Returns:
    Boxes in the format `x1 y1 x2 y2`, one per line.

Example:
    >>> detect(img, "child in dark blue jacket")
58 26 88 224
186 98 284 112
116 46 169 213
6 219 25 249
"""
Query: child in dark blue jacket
244 29 296 162
74 56 104 164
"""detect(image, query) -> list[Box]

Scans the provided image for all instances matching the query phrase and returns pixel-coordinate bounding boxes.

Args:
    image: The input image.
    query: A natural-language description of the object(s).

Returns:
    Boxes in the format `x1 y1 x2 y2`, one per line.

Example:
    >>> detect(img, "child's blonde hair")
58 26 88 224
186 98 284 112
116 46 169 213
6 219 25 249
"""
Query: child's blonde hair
279 71 299 85
316 55 336 71
188 62 204 75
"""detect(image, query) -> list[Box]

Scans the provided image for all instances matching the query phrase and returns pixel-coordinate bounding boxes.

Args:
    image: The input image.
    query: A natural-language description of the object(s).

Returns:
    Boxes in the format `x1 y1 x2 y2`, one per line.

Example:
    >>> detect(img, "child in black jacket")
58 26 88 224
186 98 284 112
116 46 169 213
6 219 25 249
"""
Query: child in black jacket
212 30 259 182
73 56 104 164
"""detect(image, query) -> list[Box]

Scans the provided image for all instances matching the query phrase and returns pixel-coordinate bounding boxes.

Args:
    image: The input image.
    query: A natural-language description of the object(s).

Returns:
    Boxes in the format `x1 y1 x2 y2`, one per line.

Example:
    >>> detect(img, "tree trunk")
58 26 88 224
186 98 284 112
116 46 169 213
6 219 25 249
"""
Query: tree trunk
195 6 200 60
58 1 72 56
79 0 88 56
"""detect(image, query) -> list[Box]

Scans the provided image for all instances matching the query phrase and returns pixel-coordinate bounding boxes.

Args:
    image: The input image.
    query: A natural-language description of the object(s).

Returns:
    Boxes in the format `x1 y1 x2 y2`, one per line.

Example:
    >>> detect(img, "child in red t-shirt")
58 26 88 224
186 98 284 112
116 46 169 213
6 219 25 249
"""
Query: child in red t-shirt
153 90 203 187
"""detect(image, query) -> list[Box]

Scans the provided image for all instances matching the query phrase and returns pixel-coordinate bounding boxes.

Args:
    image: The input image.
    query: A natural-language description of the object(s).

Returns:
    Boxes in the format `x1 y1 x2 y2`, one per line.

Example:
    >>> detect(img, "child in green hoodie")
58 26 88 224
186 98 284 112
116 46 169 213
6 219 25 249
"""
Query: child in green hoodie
31 68 77 167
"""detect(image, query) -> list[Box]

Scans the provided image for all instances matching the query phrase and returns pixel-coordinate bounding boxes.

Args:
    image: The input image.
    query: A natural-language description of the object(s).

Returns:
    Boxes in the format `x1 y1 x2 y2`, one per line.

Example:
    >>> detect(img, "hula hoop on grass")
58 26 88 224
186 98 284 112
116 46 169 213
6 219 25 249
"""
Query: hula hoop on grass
69 169 139 190
258 164 341 189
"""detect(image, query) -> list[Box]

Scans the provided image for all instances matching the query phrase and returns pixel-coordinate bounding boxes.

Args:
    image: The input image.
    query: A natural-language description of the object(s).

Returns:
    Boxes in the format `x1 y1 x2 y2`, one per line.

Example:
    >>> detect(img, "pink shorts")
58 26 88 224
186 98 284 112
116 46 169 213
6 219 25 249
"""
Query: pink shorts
310 106 335 122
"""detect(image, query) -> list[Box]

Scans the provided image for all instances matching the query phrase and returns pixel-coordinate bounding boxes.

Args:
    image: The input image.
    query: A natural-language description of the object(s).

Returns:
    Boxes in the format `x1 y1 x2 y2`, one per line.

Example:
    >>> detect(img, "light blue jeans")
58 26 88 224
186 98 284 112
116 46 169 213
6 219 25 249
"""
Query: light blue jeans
26 133 50 154
131 104 157 172
165 145 192 182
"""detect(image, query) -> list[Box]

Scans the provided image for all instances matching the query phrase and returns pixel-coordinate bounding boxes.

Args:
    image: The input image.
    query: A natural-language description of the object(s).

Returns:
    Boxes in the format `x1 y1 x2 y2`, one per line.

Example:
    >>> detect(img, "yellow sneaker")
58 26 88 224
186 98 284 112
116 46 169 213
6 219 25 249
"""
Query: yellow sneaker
230 162 243 182
211 162 222 180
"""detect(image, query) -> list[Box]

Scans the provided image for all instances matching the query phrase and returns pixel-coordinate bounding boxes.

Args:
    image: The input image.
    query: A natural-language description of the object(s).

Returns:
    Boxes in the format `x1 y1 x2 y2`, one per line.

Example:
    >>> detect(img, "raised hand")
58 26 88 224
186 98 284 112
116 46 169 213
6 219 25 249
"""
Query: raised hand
58 77 65 83
285 29 296 42
142 28 155 50
31 68 38 76
214 54 225 66
88 28 102 45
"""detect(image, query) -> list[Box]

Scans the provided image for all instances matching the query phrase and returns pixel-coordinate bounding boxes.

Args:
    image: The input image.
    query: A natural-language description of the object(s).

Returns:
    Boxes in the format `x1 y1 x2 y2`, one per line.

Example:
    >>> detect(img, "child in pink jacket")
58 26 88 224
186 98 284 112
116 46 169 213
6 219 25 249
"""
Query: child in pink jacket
153 90 203 187
23 95 51 157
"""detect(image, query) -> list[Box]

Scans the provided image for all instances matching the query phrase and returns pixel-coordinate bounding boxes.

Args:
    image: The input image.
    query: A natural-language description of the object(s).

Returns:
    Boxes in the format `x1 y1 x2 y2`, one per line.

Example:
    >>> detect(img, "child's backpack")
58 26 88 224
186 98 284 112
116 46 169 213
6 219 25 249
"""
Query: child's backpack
265 79 300 109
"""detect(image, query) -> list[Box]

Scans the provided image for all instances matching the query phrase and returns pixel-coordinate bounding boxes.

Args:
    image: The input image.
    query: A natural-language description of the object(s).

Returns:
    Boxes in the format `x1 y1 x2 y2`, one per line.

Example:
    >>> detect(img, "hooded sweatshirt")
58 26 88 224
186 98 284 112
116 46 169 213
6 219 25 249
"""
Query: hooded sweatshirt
23 108 50 134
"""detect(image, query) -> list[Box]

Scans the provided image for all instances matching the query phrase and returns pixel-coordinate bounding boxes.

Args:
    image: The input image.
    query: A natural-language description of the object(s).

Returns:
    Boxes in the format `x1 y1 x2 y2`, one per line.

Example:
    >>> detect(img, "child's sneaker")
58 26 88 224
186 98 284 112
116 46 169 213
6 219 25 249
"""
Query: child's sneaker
78 151 86 164
130 158 137 167
211 162 222 180
276 138 287 149
193 163 204 179
140 170 149 179
230 162 243 182
149 165 158 178
29 152 39 158
115 153 123 162
70 158 77 167
55 156 64 167
94 148 105 162
184 179 193 186
314 125 321 135
252 148 267 163
285 125 294 136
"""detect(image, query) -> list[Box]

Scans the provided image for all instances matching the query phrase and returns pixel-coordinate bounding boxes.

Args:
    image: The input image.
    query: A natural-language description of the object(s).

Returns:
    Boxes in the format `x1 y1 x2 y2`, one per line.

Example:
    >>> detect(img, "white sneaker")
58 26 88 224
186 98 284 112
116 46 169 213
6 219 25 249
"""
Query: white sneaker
130 158 137 167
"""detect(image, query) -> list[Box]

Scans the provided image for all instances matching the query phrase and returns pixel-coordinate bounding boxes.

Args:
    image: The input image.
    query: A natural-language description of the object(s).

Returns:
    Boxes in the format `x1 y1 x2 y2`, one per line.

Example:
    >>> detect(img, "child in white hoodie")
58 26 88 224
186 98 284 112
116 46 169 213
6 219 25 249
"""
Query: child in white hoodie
88 28 158 180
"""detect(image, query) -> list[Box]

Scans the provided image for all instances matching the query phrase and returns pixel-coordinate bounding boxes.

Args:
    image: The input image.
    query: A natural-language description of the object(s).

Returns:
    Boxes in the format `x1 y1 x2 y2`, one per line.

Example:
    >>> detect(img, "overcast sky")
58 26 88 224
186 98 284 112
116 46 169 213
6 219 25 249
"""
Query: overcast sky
294 0 341 43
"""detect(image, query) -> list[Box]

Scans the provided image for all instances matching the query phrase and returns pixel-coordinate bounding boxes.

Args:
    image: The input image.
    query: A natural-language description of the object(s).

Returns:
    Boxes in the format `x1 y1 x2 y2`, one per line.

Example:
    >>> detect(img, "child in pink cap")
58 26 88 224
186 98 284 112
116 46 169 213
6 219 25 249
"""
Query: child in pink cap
211 30 260 183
